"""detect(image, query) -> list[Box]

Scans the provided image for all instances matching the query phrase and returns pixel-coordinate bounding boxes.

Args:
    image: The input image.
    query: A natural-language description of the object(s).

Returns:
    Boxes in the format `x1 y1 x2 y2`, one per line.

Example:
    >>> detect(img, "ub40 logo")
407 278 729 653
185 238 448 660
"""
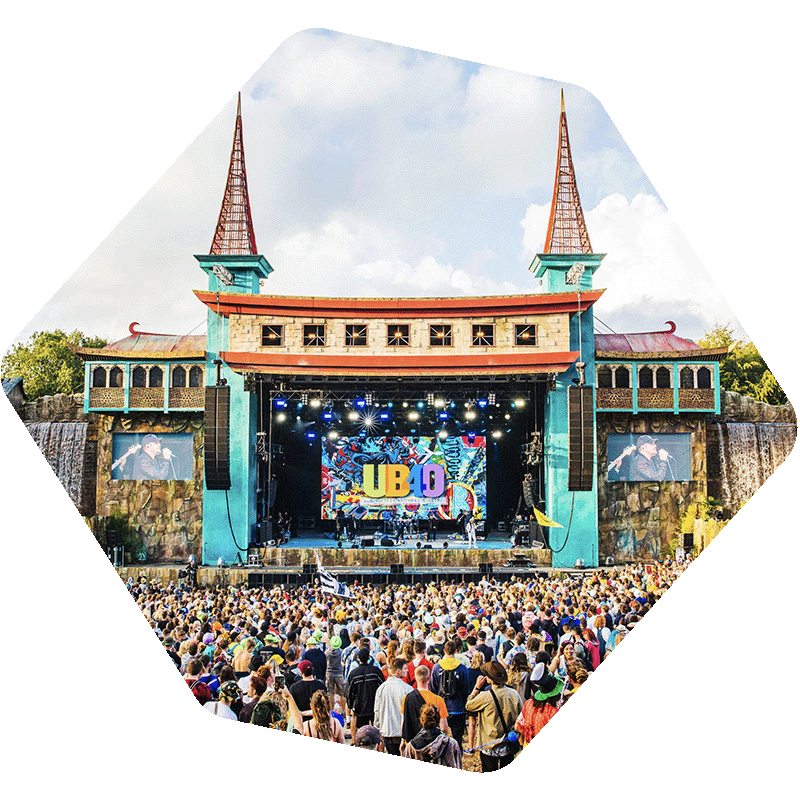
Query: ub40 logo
362 463 446 498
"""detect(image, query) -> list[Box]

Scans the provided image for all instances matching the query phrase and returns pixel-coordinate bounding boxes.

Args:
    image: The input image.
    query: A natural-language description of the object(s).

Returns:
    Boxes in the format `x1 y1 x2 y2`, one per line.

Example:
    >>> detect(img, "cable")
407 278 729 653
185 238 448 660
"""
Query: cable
224 490 247 553
548 492 575 554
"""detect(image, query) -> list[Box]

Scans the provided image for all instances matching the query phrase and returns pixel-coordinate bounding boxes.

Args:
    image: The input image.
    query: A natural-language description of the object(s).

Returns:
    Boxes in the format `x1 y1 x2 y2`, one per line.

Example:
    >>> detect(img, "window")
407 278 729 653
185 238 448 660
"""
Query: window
345 324 368 347
172 366 186 388
132 367 147 388
189 366 203 387
656 366 671 388
149 366 163 388
387 324 410 346
303 324 326 347
472 324 494 346
515 325 537 346
638 366 654 389
429 324 452 346
109 367 123 388
615 366 630 389
680 366 695 389
597 366 613 388
92 367 107 388
261 325 283 346
697 367 712 389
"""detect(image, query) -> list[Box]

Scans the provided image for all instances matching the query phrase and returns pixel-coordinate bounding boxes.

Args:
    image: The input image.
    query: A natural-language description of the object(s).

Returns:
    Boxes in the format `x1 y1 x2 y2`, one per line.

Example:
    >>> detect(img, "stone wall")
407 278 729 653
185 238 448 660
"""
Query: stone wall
716 391 796 424
95 413 204 561
597 413 708 562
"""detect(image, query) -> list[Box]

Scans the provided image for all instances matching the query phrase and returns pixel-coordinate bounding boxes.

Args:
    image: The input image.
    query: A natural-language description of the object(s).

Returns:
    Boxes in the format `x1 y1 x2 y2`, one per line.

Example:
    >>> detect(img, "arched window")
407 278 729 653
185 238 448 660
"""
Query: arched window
189 366 203 387
597 366 613 388
172 365 186 388
132 367 147 388
615 366 630 389
92 367 107 388
697 367 712 389
149 366 163 388
656 367 671 388
638 366 654 389
680 367 695 389
109 366 123 387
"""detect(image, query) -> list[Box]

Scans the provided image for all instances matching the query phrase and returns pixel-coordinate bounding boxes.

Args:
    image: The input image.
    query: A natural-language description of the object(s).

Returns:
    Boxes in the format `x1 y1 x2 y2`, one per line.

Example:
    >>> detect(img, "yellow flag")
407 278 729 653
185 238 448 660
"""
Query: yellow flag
533 507 564 528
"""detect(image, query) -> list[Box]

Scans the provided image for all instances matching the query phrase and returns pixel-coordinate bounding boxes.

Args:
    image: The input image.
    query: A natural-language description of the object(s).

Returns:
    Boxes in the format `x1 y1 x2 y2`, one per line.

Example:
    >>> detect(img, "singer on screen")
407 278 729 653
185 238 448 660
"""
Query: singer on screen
628 435 669 481
132 434 174 480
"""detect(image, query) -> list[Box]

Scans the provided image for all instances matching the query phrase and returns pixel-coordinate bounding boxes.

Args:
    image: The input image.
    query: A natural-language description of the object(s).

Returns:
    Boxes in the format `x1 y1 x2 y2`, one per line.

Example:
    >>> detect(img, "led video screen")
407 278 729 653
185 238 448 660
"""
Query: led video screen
607 432 691 482
111 433 194 480
322 435 486 520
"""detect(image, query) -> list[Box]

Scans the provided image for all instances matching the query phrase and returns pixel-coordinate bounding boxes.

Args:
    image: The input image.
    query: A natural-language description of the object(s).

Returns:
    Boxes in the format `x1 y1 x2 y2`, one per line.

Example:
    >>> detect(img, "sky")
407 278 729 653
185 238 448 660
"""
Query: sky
16 29 742 346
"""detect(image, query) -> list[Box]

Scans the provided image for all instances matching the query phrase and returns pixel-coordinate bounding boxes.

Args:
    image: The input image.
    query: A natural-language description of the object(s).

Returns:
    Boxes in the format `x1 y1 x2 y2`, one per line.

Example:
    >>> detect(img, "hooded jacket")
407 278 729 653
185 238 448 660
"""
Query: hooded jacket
430 657 470 716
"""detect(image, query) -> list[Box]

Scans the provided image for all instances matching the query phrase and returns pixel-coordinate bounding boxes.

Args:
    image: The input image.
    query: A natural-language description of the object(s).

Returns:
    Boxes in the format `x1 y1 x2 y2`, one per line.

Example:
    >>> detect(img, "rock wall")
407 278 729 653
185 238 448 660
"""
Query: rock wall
717 391 795 424
597 413 707 563
95 413 204 562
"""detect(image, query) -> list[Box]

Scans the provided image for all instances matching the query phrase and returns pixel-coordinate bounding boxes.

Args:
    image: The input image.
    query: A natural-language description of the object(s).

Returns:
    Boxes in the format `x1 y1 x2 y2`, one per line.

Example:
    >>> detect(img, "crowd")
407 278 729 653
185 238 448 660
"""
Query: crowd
129 560 686 771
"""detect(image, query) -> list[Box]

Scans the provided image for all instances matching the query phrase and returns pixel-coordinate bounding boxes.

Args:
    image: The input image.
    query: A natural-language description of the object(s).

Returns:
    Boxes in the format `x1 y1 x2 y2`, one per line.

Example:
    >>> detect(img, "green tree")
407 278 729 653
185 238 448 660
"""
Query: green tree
700 323 787 406
2 329 107 401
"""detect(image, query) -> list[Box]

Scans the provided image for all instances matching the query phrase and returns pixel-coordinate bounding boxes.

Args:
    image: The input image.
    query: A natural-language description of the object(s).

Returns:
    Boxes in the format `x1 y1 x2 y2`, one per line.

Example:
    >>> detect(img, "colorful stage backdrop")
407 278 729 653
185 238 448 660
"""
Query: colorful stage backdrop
322 435 486 520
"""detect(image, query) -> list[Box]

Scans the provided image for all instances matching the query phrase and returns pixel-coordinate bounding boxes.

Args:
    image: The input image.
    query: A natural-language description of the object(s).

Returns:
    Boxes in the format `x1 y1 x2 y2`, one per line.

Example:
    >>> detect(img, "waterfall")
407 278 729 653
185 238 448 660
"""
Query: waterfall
714 422 796 512
25 422 89 508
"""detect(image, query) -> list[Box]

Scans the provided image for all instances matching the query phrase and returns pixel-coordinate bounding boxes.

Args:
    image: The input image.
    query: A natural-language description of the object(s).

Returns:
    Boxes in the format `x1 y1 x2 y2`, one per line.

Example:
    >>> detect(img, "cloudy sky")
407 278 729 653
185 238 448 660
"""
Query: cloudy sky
19 29 741 346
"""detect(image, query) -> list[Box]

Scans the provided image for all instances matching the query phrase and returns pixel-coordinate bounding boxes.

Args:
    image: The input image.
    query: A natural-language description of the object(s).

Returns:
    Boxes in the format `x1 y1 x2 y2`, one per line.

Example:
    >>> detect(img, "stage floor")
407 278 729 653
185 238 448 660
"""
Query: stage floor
268 528 529 551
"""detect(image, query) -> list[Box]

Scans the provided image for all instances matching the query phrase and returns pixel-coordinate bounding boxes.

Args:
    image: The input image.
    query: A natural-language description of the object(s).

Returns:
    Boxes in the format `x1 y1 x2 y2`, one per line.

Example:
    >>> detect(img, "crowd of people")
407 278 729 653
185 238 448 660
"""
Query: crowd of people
129 560 687 771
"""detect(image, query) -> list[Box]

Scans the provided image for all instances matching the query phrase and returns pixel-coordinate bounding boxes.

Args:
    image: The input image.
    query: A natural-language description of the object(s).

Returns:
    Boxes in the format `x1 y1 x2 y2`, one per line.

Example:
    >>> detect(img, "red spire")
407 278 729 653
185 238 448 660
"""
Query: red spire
543 90 592 254
210 93 258 256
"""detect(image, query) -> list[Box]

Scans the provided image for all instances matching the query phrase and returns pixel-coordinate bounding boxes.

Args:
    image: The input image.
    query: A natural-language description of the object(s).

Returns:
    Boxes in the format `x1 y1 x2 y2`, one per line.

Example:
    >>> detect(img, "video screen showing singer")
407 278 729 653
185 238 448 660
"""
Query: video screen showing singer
111 432 193 480
607 433 691 482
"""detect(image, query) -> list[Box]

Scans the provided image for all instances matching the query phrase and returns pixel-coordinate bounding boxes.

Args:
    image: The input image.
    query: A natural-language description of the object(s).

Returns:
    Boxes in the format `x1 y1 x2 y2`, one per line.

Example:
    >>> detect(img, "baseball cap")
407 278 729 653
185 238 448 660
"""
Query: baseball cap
354 725 382 748
141 434 162 446
636 435 657 447
297 660 315 677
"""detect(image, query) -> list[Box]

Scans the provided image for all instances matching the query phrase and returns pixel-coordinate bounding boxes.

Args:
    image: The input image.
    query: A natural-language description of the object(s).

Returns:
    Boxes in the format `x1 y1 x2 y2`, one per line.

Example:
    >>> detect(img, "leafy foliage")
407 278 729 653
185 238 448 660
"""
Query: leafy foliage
699 323 787 406
2 329 107 401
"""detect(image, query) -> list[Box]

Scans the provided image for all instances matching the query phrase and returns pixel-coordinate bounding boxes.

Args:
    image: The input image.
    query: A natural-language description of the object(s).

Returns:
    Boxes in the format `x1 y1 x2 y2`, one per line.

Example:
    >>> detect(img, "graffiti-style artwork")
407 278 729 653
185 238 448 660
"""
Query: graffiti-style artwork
321 436 486 520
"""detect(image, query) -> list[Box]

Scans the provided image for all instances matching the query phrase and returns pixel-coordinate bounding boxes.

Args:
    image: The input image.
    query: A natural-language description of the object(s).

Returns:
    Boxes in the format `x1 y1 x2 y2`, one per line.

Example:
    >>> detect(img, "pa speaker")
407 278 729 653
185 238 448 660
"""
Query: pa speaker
682 533 694 549
522 474 536 507
381 536 396 547
360 537 374 548
204 385 231 490
567 385 594 492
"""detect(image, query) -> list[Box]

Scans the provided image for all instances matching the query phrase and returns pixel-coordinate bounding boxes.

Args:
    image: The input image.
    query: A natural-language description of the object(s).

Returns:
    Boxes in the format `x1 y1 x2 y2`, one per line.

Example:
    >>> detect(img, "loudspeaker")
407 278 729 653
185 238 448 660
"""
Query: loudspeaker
390 563 404 574
381 536 395 547
522 474 535 507
682 533 694 549
478 562 493 574
568 385 594 491
360 537 374 548
204 385 231 490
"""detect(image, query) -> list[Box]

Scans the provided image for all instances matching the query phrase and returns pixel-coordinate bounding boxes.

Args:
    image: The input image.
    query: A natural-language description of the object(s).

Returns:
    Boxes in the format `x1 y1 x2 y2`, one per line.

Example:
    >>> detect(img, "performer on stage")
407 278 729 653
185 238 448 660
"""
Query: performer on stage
609 435 669 481
466 516 478 549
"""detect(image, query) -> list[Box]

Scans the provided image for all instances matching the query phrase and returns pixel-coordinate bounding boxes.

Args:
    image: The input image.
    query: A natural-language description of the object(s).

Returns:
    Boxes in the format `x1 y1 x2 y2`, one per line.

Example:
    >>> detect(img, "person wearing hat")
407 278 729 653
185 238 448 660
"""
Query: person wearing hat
353 724 384 752
302 632 327 684
132 434 173 480
464 660 523 773
514 662 563 747
289 660 327 721
204 680 240 721
325 635 347 714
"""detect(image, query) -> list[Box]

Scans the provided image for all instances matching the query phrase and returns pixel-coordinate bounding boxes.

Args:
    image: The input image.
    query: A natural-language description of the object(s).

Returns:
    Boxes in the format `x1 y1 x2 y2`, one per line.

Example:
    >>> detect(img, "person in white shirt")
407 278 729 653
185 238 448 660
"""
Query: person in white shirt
204 680 240 721
466 517 478 548
373 658 413 756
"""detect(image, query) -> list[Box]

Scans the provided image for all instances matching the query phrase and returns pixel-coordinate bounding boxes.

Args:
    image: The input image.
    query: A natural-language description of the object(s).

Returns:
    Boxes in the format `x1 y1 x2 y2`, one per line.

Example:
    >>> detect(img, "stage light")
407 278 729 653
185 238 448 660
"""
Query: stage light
348 411 359 421
387 402 394 408
306 432 316 439
477 399 488 408
402 401 408 408
417 401 426 409
434 398 445 408
365 391 374 405
505 413 511 420
274 398 287 408
322 412 333 421
328 431 338 440
438 412 449 420
512 398 526 408
488 392 497 404
408 411 419 421
465 410 476 420
379 412 390 420
355 399 366 408
492 431 502 439
310 398 321 408
301 392 309 405
276 413 286 422
438 430 448 440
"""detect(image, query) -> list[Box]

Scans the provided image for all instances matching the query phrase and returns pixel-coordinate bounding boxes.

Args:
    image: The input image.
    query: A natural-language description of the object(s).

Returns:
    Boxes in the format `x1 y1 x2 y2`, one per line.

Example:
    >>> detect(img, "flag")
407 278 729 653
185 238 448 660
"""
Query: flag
314 550 352 598
533 507 563 528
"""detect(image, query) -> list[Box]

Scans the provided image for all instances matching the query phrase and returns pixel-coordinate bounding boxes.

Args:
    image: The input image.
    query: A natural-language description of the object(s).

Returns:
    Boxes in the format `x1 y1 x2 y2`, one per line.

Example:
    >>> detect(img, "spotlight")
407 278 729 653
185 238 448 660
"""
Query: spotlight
434 398 445 408
438 412 449 420
355 399 366 408
300 392 309 405
276 413 286 422
513 398 526 408
328 431 338 440
417 401 426 409
379 412 390 420
492 431 502 439
488 392 496 404
310 398 321 408
477 399 488 408
306 432 316 439
408 411 419 421
402 401 408 408
426 392 435 405
505 413 511 420
438 430 448 440
322 412 333 421
274 398 287 408
465 410 476 420
348 411 359 421
365 391 374 405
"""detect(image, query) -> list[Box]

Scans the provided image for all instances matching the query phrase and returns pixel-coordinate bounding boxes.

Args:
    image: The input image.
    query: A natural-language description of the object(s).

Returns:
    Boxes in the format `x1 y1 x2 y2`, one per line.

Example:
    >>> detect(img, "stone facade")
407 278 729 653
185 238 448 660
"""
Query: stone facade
597 413 708 562
228 312 570 355
95 413 204 561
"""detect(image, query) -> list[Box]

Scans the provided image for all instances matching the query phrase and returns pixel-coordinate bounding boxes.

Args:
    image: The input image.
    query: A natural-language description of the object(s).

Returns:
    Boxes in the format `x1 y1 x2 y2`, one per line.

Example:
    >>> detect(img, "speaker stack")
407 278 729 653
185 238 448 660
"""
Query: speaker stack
204 385 231 490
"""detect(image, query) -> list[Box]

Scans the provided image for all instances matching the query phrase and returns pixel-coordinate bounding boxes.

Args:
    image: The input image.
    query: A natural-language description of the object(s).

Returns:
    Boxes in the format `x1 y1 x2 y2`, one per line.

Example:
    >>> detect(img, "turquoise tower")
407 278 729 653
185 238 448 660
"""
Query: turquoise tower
199 94 272 565
530 92 604 568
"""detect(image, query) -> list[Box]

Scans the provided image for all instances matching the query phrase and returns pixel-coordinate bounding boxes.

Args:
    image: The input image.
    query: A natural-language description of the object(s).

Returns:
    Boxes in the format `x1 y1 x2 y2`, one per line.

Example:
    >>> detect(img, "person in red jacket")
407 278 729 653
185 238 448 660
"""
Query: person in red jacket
185 659 212 704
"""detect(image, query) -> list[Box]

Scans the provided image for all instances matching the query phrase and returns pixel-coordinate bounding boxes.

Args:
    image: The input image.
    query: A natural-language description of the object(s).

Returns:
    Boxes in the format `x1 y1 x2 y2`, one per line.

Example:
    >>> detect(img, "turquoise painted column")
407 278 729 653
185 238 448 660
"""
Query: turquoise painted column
531 252 604 568
196 254 273 565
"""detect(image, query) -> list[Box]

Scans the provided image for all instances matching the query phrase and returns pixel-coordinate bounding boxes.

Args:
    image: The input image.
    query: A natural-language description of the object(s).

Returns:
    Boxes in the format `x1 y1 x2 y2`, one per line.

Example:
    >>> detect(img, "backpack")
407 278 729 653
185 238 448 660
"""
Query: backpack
439 667 459 700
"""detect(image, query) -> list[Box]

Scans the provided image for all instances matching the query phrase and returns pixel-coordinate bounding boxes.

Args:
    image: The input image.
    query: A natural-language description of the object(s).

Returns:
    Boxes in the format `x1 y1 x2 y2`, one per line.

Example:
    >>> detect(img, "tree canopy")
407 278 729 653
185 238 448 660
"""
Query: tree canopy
700 323 787 406
2 329 107 402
